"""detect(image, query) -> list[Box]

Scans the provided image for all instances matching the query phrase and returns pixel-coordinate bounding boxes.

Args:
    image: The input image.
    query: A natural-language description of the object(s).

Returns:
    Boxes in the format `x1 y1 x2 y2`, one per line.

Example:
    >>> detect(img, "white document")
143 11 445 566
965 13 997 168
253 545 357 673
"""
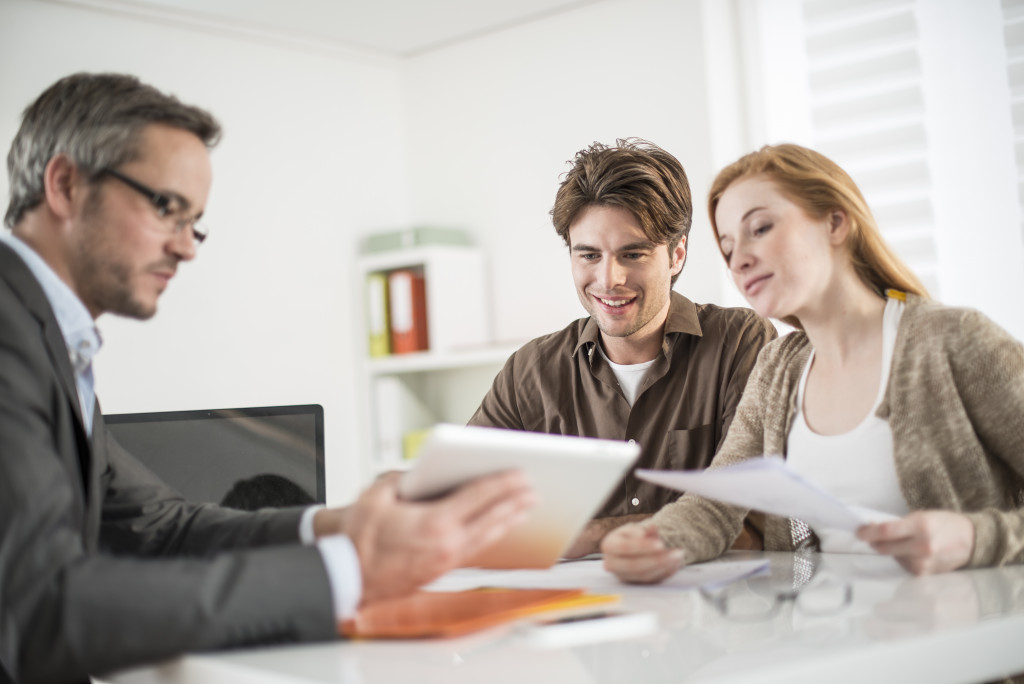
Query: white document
423 558 769 593
637 457 897 533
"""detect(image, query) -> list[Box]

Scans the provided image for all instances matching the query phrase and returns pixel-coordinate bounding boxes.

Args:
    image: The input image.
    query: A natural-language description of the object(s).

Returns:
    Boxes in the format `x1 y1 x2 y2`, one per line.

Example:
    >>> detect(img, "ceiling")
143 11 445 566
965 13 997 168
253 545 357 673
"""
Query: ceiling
47 0 605 58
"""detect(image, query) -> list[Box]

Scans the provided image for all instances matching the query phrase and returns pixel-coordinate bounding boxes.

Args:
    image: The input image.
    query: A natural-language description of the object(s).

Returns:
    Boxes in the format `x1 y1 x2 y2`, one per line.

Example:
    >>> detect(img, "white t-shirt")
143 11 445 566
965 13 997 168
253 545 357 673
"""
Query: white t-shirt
786 297 910 553
599 345 656 407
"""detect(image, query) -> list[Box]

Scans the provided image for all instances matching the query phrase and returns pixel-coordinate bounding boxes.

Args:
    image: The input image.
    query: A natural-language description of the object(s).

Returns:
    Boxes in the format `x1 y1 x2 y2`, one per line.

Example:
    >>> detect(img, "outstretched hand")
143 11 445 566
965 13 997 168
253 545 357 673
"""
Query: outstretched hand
315 470 534 605
601 521 684 584
856 510 975 575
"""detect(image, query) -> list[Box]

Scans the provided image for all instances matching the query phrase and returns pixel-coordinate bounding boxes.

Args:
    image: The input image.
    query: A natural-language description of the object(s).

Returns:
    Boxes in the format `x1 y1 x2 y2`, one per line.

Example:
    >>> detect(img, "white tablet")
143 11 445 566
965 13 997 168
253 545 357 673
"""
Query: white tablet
398 424 640 569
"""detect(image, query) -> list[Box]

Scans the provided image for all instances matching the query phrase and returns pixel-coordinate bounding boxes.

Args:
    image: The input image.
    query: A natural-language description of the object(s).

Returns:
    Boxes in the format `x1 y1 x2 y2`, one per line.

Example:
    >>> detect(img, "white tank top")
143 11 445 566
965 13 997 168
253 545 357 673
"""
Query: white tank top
786 296 910 553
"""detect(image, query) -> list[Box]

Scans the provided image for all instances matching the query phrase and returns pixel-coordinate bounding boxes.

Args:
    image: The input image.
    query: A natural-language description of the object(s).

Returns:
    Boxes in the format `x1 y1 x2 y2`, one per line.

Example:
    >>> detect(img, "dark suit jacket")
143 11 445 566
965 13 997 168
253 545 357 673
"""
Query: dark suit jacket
0 242 337 684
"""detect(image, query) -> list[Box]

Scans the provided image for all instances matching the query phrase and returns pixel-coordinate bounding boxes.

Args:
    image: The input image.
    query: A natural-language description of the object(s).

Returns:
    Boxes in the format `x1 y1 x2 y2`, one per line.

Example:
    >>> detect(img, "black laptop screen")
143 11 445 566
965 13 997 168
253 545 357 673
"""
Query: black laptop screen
104 405 325 507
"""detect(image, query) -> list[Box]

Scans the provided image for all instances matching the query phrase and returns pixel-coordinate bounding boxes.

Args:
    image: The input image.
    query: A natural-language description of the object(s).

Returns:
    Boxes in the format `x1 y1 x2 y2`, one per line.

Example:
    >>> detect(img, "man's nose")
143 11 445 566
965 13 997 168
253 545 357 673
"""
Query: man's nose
168 226 198 261
598 258 627 288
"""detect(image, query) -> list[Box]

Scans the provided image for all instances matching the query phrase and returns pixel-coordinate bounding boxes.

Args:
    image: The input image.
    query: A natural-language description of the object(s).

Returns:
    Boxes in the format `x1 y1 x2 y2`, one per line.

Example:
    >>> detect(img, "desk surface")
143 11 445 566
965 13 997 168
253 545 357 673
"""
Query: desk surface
107 552 1024 684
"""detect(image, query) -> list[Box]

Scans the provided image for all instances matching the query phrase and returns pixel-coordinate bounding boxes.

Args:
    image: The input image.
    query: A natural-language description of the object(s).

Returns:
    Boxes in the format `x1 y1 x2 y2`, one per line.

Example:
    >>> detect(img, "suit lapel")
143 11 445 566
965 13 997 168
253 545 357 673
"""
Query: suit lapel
0 243 93 495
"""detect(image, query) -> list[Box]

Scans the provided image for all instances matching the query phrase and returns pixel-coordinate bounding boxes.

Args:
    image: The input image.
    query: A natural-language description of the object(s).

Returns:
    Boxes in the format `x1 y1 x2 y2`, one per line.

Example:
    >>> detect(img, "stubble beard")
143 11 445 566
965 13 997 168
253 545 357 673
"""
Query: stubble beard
591 288 673 344
590 293 648 340
73 193 158 320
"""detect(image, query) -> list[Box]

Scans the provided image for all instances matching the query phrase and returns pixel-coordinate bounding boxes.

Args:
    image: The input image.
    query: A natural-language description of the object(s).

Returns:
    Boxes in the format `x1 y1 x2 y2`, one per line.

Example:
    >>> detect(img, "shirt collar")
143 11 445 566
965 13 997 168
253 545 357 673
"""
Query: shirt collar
573 290 703 360
0 232 102 372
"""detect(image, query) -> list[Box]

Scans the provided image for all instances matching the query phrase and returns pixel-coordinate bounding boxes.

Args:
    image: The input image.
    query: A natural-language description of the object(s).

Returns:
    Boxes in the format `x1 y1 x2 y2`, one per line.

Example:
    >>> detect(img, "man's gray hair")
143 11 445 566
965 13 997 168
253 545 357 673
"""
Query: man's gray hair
5 72 221 228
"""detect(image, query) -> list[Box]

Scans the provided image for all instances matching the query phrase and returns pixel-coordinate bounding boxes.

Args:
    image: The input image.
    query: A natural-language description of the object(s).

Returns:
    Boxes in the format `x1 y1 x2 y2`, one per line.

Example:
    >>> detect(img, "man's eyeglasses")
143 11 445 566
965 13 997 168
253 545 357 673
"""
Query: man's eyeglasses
700 553 852 621
98 168 208 244
700 576 852 621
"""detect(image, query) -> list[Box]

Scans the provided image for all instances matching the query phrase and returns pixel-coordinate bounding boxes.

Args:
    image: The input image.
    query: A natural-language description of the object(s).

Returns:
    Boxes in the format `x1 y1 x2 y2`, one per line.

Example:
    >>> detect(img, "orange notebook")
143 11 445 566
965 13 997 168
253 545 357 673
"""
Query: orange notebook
340 588 619 639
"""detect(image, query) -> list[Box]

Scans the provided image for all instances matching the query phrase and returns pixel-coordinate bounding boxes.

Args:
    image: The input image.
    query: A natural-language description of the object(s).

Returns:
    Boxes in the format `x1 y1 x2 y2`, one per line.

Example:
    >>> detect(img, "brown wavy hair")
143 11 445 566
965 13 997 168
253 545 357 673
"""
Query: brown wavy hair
708 143 928 325
551 138 692 284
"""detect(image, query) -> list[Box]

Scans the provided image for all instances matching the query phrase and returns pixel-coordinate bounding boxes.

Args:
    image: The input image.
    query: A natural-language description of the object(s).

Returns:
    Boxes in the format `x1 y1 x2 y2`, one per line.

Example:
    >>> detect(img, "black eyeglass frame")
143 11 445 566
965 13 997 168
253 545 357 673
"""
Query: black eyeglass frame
98 168 208 244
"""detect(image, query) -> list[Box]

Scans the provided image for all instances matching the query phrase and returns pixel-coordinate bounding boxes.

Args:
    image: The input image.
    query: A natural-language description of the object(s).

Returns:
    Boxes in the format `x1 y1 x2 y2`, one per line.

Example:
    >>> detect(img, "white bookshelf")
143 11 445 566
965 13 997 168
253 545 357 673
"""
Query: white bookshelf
356 245 523 473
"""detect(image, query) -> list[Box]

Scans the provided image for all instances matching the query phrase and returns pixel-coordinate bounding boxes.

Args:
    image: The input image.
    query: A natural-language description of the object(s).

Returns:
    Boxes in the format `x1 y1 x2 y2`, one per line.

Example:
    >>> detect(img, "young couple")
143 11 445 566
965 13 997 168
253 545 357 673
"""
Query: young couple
602 143 1024 580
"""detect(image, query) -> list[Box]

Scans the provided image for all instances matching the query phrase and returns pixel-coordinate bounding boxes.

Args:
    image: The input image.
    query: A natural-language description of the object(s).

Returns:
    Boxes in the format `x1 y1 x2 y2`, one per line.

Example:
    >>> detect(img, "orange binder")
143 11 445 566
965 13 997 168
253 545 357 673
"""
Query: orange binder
388 269 429 354
339 588 619 639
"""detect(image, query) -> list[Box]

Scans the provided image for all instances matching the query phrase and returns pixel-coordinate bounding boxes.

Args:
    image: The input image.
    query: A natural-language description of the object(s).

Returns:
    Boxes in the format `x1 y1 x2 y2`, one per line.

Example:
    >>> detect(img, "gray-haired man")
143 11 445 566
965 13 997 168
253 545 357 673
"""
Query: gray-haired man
0 72 533 684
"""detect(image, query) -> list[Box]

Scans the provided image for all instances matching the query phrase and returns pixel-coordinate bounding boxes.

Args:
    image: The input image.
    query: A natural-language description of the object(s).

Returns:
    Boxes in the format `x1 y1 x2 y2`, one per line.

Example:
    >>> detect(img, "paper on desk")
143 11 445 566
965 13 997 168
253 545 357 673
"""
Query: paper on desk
423 558 769 593
637 456 897 533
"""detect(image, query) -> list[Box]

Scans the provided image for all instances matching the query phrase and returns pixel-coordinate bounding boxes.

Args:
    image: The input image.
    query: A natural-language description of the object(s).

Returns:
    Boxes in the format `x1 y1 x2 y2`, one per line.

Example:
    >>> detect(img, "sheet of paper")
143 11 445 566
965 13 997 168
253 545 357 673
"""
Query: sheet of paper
423 558 769 593
636 457 897 533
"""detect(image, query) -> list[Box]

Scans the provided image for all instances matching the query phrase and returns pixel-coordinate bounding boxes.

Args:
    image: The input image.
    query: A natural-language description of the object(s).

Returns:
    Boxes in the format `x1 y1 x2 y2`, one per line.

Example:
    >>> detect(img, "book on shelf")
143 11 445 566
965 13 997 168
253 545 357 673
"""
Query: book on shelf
402 427 431 461
365 271 391 358
388 268 429 354
373 376 431 468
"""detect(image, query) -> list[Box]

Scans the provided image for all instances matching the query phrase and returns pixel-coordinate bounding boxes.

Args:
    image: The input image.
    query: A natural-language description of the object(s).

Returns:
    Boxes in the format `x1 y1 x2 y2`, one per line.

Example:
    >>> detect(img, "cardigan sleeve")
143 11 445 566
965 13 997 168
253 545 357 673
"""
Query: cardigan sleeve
651 340 779 563
949 309 1024 567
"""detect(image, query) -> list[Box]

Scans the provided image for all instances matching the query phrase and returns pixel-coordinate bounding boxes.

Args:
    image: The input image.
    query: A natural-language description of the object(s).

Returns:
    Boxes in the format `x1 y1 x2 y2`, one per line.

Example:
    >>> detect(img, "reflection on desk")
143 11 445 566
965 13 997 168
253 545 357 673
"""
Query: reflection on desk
107 552 1024 684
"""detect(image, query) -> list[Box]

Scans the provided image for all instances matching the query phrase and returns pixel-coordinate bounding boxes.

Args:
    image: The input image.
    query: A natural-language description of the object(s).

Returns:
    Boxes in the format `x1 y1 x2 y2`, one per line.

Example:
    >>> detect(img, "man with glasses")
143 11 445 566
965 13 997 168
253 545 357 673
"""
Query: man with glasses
0 72 533 684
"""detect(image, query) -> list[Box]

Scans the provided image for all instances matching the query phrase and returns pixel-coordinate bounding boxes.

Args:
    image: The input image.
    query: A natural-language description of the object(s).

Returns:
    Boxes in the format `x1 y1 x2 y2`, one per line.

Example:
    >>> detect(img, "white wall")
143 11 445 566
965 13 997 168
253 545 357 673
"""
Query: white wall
402 0 726 345
0 0 411 503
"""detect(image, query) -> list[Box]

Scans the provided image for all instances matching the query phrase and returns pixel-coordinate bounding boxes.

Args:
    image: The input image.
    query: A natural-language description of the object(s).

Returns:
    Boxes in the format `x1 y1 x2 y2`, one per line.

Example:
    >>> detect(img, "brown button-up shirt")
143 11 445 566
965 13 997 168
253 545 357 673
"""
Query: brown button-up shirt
469 291 777 519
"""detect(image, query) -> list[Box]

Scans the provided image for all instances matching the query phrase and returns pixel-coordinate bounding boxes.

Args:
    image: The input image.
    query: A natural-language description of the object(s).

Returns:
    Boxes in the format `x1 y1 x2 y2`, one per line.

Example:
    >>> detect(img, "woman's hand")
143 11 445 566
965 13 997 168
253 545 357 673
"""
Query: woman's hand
601 521 684 584
856 510 975 575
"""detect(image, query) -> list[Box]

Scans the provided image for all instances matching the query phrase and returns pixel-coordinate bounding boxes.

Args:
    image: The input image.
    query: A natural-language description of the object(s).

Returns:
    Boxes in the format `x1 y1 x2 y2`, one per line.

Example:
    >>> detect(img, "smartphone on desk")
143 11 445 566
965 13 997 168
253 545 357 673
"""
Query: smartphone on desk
521 611 658 649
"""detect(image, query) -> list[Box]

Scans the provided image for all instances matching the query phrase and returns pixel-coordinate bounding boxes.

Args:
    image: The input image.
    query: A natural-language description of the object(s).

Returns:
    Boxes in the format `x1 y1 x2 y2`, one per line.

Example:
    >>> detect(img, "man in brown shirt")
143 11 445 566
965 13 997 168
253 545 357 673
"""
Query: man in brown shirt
469 139 776 556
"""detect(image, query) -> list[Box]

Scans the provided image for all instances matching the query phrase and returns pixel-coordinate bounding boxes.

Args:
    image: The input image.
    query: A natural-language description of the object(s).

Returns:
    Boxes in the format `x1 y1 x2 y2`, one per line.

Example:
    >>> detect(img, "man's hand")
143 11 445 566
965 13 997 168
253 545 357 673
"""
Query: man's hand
601 521 683 584
320 470 534 606
856 510 975 575
562 514 653 559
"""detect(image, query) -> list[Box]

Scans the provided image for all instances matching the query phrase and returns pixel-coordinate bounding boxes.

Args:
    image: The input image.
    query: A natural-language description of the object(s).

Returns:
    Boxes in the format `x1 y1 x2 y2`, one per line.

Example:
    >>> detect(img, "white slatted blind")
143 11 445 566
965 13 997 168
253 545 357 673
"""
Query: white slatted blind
740 0 1024 339
1004 0 1024 243
802 0 939 295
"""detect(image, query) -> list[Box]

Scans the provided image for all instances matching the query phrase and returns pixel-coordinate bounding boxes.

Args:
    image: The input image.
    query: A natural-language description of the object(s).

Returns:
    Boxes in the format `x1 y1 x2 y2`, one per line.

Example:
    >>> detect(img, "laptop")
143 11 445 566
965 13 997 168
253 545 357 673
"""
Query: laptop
399 424 640 569
104 404 326 508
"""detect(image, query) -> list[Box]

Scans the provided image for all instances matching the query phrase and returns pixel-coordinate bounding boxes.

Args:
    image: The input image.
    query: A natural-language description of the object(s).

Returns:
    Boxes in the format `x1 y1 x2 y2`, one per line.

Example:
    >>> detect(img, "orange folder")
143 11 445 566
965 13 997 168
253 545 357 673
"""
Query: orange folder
388 269 429 354
339 588 619 639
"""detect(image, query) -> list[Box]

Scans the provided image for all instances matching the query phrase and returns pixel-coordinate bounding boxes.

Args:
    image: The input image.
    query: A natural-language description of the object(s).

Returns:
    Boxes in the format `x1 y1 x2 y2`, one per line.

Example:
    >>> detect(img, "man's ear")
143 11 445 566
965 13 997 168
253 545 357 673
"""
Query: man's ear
671 236 687 275
828 209 851 245
42 155 83 221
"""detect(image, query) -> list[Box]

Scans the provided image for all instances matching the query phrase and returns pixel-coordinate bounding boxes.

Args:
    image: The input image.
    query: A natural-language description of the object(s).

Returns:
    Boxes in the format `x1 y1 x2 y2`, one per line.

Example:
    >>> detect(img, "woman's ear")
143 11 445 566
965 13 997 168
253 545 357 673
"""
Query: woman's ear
828 209 851 245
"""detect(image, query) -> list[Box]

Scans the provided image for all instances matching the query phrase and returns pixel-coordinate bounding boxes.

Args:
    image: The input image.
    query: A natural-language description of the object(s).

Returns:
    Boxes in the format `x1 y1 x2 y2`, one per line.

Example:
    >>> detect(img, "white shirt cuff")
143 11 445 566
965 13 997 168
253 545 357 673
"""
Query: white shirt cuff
317 535 363 621
298 505 324 545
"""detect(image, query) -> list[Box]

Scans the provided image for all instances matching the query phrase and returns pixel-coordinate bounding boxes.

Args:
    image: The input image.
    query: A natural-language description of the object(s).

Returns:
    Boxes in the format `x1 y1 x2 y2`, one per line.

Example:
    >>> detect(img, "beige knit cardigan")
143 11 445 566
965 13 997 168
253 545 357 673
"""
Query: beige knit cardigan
653 296 1024 568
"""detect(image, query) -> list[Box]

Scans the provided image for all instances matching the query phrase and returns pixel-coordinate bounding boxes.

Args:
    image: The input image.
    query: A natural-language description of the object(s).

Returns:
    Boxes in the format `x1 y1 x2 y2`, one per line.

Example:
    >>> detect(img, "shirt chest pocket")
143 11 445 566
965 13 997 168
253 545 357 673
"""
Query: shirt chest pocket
663 423 719 471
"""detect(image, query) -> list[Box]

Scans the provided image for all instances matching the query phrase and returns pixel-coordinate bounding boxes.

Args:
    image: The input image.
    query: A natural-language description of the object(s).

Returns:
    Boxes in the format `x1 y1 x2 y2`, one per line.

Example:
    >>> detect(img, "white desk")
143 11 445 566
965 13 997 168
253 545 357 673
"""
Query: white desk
107 552 1024 684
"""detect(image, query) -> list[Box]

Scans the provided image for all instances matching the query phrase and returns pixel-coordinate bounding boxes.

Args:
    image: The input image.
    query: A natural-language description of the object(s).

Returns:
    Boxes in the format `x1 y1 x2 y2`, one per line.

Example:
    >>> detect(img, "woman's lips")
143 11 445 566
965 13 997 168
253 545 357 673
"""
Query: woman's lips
743 274 771 297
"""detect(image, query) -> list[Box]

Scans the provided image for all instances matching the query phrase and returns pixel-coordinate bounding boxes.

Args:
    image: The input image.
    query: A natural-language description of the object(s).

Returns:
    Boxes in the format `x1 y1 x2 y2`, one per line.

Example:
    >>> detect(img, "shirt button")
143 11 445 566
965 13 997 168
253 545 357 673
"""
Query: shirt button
631 497 640 506
627 439 636 446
